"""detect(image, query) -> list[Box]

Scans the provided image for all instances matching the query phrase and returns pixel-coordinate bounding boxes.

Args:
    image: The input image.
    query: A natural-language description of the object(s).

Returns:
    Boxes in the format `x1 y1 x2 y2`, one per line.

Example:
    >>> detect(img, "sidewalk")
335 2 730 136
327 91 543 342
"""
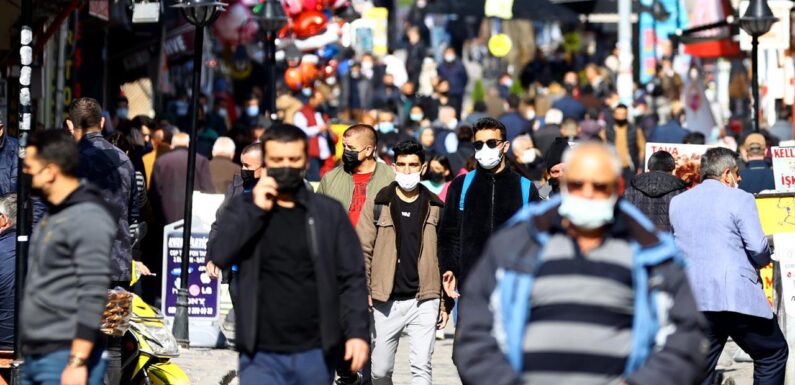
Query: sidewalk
172 332 462 385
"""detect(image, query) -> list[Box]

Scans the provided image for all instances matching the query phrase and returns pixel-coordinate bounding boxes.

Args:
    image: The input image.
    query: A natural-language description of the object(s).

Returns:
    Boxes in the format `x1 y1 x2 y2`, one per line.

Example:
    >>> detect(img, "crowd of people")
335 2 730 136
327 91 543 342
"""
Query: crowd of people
0 11 792 385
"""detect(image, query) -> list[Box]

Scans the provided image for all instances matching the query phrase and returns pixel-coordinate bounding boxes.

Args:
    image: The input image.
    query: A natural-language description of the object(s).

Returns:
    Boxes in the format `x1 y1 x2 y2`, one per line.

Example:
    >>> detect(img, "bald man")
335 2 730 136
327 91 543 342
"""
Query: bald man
454 143 707 385
317 124 394 227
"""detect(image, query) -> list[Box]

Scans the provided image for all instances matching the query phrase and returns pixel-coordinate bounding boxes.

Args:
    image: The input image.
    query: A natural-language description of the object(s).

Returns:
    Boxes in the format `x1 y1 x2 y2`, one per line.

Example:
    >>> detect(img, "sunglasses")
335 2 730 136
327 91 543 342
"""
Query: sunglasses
565 180 614 195
473 139 504 151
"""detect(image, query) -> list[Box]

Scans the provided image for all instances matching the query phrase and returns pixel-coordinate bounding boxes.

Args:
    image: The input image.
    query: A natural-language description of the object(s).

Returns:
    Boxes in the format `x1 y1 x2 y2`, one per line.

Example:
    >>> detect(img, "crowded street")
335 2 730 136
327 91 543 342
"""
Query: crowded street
4 0 795 385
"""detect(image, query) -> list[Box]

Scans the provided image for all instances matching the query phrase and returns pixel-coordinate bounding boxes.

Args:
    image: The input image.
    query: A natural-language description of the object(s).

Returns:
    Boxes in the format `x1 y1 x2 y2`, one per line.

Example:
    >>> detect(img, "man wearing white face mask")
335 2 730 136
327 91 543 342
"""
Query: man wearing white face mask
455 143 707 385
670 147 787 385
438 118 540 304
356 140 451 385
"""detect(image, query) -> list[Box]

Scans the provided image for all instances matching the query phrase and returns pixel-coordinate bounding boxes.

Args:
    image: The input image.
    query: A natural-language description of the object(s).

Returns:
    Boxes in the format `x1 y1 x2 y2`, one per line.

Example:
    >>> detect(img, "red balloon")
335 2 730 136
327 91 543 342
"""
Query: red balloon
284 67 303 91
301 0 318 12
292 10 327 40
320 59 338 78
300 61 319 85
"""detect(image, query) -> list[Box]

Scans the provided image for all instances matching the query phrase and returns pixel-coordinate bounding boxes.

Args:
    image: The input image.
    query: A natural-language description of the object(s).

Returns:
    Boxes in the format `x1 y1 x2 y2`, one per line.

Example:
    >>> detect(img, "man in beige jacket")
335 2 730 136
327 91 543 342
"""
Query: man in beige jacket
356 140 451 385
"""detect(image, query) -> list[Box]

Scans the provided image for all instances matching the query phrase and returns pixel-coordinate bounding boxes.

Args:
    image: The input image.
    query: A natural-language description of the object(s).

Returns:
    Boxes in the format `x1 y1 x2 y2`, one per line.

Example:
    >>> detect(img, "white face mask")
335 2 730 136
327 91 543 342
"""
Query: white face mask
446 118 458 130
395 171 421 192
520 149 537 164
246 105 259 117
444 54 456 63
475 146 504 170
558 191 617 231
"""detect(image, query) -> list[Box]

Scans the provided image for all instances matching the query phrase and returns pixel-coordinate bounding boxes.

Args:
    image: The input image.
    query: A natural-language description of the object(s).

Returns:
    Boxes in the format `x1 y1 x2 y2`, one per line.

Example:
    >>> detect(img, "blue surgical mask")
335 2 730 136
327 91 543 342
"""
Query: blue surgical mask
246 105 259 117
377 122 395 134
116 108 129 120
410 113 424 122
302 88 313 97
558 192 617 230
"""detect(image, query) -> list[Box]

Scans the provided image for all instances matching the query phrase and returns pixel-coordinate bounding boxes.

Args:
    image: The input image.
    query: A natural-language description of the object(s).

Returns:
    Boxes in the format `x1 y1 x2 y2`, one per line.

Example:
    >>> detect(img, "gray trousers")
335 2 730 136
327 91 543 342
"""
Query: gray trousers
371 298 440 385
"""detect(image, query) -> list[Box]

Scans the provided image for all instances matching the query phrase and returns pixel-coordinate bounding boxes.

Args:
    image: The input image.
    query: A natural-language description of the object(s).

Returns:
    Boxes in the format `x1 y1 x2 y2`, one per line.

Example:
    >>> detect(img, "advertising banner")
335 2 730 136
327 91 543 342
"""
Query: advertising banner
772 147 795 192
162 230 217 319
644 142 713 186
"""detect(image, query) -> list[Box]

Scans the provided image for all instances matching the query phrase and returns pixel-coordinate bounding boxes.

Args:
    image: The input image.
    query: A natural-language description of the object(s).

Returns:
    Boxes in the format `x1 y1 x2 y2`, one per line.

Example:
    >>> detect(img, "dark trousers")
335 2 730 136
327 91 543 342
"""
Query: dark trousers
239 349 332 385
701 311 788 385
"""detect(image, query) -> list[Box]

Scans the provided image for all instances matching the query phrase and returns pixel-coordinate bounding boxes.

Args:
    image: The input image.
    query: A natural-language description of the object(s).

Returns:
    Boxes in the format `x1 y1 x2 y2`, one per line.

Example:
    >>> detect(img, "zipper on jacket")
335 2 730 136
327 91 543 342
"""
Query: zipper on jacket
490 174 496 232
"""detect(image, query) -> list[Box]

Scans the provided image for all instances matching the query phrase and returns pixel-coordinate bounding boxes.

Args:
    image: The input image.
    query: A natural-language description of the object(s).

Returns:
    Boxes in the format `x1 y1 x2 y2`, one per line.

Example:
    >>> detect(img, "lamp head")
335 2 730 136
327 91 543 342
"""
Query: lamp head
739 0 778 37
172 0 226 27
254 0 288 33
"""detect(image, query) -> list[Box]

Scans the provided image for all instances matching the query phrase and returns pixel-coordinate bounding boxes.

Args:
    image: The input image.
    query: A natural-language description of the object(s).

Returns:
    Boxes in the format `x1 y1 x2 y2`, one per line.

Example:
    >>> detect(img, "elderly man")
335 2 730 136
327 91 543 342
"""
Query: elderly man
455 143 707 385
209 137 240 194
670 147 787 385
0 193 16 350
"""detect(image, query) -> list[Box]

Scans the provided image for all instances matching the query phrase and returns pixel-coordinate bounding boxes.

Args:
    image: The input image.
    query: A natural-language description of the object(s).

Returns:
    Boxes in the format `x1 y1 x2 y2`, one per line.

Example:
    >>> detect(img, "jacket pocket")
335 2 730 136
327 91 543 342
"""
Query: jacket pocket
738 267 760 284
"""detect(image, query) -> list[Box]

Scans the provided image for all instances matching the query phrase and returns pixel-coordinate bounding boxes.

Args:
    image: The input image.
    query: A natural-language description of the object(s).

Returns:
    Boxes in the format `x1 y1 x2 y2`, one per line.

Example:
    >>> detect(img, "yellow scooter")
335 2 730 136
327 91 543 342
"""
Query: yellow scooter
120 294 190 385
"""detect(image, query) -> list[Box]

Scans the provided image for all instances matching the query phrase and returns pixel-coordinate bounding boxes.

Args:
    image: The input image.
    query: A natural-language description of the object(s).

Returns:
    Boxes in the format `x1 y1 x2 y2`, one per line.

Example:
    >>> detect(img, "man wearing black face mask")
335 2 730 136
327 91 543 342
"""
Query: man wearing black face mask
210 124 370 385
317 124 394 227
207 143 264 312
603 104 646 183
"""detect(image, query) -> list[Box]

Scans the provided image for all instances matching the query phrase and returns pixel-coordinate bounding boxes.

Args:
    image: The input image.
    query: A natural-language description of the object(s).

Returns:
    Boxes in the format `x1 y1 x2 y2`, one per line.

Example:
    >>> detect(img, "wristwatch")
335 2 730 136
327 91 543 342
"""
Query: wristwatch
67 355 87 368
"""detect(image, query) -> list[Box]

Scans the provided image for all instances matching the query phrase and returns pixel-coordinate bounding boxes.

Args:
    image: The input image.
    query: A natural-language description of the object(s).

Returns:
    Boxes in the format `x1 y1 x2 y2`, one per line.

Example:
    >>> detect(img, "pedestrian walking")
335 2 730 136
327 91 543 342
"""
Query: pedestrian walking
438 117 540 300
603 104 646 183
20 130 115 385
623 150 687 232
670 147 788 385
317 124 394 227
207 143 264 312
739 133 774 194
209 124 370 385
209 137 240 194
356 140 451 385
455 143 707 385
0 194 16 350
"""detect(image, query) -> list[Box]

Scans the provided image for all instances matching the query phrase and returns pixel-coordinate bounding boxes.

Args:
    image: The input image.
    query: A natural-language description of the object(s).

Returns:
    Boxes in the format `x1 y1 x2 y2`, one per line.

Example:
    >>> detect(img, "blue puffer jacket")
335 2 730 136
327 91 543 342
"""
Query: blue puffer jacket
454 196 708 385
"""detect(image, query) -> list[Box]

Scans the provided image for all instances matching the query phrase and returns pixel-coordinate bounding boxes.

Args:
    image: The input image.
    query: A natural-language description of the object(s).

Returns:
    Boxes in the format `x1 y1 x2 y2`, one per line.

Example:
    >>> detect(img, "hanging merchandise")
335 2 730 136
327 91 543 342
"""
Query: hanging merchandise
283 0 304 16
681 65 718 138
299 60 320 85
484 0 515 19
285 66 304 90
229 45 253 81
293 10 328 39
213 3 259 45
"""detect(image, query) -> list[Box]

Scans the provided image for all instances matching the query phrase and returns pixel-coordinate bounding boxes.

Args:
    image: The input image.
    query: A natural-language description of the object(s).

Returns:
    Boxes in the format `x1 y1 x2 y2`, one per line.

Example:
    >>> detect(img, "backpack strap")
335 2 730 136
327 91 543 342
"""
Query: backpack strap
373 203 383 226
458 170 477 211
520 177 532 207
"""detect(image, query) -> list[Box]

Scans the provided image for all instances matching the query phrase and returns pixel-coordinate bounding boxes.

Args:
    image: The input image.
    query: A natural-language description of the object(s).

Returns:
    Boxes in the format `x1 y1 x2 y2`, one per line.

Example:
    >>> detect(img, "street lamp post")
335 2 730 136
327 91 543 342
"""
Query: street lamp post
170 0 225 347
739 0 778 133
254 0 288 121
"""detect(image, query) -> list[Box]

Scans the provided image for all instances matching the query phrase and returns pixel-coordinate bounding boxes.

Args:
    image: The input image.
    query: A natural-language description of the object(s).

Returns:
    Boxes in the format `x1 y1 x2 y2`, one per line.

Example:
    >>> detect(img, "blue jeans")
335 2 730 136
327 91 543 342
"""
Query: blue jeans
239 349 332 385
22 348 107 385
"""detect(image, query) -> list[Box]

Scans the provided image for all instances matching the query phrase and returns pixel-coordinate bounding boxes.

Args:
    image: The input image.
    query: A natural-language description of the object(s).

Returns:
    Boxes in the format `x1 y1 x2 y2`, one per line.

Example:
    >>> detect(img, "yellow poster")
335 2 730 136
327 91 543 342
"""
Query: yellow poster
756 194 795 304
331 123 348 160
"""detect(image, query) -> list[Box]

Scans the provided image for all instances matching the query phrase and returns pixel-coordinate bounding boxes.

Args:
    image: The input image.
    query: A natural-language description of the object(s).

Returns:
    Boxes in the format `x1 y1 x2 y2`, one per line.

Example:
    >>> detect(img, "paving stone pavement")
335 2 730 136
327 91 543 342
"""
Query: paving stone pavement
172 332 462 385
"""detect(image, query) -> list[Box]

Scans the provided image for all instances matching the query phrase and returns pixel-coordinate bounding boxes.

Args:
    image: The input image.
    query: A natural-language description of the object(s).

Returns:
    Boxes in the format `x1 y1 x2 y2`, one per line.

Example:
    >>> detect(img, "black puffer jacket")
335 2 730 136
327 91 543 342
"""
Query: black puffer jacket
623 171 687 232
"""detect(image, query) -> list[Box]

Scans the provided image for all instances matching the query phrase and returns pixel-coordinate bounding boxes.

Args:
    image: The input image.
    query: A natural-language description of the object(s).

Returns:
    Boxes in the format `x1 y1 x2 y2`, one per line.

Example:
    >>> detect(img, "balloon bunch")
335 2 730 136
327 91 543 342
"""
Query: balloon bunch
277 0 352 92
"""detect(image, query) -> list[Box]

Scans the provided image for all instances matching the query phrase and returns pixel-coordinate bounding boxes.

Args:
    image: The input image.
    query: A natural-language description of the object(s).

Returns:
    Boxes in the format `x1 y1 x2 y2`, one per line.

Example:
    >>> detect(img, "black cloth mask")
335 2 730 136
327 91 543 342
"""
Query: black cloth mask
268 167 306 192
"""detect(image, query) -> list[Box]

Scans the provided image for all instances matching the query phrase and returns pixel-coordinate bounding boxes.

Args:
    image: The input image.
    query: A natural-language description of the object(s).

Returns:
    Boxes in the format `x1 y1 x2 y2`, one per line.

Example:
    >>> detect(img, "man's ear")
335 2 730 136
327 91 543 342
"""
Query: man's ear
65 119 74 135
100 116 106 130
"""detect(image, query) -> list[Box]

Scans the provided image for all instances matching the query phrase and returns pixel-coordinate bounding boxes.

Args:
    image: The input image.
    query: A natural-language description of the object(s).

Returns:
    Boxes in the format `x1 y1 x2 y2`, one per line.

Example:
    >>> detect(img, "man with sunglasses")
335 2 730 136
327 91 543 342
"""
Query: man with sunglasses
670 147 787 385
454 142 707 385
438 117 540 302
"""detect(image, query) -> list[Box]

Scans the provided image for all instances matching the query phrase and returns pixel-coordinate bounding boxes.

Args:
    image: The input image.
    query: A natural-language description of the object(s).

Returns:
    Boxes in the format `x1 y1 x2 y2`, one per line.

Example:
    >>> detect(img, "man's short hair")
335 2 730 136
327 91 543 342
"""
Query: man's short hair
343 124 378 147
27 129 80 177
0 193 17 228
131 115 155 131
212 137 236 159
614 104 628 112
68 97 103 130
506 94 521 110
473 117 507 141
683 132 706 145
700 147 740 180
393 140 425 164
262 123 308 155
241 142 263 157
648 150 676 172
